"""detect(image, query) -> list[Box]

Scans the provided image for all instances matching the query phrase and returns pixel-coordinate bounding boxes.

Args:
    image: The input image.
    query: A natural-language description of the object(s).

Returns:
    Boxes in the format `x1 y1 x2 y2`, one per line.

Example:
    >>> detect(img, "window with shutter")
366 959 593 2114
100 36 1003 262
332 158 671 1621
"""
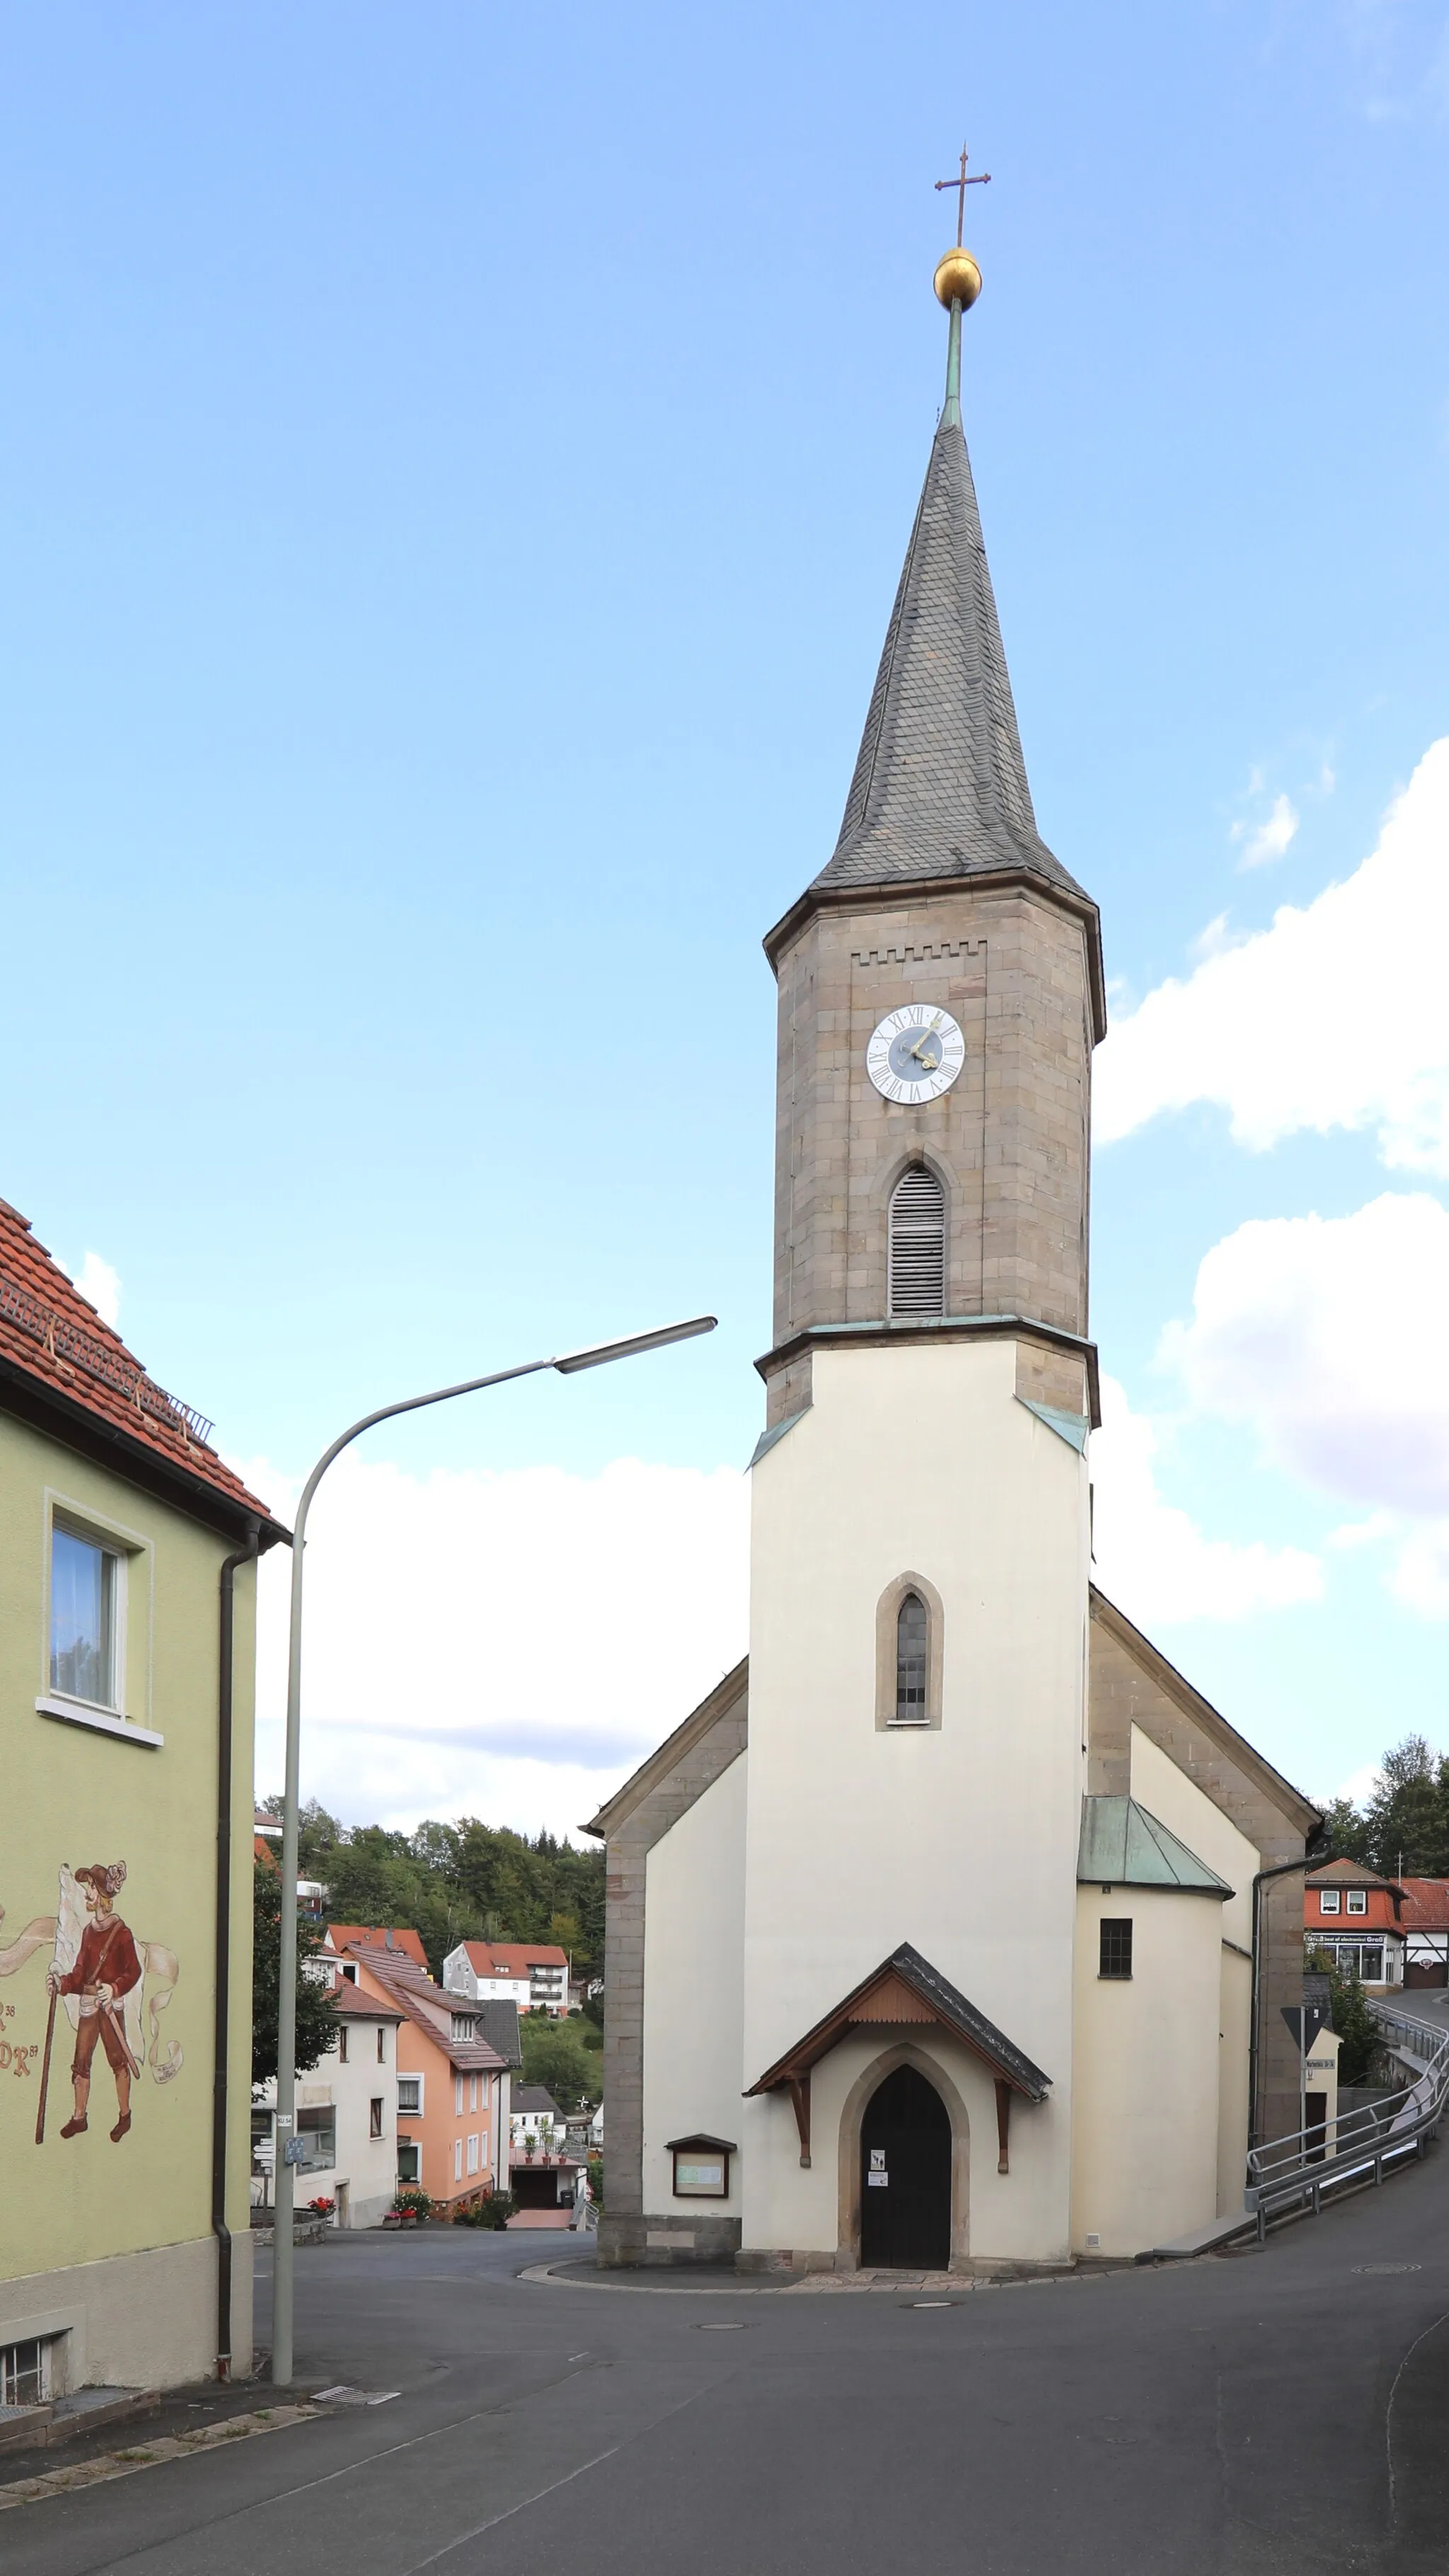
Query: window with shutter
888 1165 946 1317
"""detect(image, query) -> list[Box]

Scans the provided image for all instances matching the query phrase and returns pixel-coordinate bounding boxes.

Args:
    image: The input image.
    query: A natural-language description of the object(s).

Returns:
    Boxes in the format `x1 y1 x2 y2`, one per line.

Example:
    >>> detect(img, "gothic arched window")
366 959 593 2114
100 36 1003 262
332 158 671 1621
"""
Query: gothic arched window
895 1591 930 1725
888 1165 945 1318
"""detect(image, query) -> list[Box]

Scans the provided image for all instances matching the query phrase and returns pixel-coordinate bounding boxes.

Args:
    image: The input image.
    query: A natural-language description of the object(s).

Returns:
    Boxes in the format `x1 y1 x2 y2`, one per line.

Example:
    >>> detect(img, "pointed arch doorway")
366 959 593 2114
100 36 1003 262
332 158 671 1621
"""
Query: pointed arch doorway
860 2063 951 2269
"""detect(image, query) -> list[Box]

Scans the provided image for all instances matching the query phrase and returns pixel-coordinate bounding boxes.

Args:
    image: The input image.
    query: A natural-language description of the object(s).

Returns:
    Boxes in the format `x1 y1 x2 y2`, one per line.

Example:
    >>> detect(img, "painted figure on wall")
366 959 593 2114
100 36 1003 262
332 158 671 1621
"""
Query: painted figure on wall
47 1861 141 2142
0 1861 183 2146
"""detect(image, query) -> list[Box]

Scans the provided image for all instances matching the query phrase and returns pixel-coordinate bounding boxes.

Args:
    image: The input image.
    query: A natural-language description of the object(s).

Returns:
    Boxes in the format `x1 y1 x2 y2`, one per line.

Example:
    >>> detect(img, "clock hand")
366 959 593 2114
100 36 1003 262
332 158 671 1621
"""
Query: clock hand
908 1037 941 1069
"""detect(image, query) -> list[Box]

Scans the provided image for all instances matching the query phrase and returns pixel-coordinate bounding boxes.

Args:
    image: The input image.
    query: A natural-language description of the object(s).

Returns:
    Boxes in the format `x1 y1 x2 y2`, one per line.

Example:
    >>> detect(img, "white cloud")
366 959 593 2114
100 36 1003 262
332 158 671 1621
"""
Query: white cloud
1090 1374 1323 1628
242 1451 749 1841
1390 1520 1449 1618
1160 1194 1449 1517
73 1251 121 1327
1334 1762 1382 1808
1096 737 1449 1173
1233 791 1300 870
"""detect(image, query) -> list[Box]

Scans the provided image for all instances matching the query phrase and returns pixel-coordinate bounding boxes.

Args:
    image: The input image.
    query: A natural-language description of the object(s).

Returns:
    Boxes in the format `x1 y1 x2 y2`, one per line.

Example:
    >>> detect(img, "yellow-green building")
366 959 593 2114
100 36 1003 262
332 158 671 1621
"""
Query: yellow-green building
0 1196 285 2401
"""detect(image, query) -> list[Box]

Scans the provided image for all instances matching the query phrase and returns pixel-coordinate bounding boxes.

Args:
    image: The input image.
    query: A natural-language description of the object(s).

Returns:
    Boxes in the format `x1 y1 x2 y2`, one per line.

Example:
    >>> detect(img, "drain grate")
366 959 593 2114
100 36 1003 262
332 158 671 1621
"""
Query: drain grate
1351 2263 1421 2275
313 2385 401 2405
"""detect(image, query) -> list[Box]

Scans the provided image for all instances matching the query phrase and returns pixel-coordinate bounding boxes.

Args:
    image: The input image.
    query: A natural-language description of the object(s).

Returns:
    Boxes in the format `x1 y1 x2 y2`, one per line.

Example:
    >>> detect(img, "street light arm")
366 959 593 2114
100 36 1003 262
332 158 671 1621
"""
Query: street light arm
269 1310 716 2385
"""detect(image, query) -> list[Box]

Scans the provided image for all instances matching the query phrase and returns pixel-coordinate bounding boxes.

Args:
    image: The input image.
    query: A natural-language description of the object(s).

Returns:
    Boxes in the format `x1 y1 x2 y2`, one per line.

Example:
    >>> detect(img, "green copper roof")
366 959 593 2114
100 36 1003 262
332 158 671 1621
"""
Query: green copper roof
1078 1797 1232 1898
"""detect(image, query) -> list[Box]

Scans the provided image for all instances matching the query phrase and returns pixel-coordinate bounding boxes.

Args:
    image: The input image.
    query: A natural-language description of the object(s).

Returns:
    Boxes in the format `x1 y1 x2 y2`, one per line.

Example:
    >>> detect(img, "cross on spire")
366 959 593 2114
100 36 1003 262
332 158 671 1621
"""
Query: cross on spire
934 141 991 246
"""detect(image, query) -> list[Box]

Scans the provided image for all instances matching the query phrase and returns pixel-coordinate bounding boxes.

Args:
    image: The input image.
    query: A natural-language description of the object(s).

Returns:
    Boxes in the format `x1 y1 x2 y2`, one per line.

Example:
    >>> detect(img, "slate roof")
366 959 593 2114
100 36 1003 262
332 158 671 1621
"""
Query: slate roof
512 2086 562 2116
1078 1797 1232 1896
0 1195 282 1537
811 412 1090 908
477 1999 524 2069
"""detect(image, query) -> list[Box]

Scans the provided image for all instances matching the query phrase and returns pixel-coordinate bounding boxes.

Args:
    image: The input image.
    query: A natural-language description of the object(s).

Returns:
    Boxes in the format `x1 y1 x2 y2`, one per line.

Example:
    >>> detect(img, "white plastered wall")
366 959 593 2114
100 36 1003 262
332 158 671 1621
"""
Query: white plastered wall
642 1752 747 2219
1071 1885 1225 2254
0 2234 249 2391
742 1341 1089 2264
1128 1725 1259 2215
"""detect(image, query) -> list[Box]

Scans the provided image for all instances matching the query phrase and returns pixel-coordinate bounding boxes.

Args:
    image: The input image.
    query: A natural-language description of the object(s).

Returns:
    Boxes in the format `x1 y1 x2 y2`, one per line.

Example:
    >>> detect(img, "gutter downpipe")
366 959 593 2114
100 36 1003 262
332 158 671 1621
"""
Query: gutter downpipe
1249 1837 1329 2152
214 1520 261 2379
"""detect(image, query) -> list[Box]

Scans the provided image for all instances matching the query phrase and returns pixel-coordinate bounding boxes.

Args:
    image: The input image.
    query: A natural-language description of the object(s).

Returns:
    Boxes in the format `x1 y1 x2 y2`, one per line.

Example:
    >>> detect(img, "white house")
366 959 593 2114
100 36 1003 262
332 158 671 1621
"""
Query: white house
253 1985 404 2230
442 1940 570 2018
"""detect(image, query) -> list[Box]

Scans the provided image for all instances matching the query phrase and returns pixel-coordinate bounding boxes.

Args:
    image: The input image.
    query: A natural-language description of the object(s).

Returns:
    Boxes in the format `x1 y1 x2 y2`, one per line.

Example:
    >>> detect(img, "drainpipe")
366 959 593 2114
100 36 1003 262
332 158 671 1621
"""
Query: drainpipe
1249 1835 1329 2151
214 1521 261 2379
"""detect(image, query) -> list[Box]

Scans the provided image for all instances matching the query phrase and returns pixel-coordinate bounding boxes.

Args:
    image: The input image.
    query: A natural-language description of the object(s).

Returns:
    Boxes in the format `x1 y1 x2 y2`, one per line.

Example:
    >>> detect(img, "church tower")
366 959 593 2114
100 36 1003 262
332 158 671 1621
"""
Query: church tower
590 215 1319 2278
737 237 1104 2268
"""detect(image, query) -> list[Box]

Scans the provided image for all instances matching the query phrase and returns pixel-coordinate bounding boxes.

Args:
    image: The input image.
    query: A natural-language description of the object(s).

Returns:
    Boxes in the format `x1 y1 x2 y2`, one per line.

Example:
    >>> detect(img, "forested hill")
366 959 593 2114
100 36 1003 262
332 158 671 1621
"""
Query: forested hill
260 1798 605 1982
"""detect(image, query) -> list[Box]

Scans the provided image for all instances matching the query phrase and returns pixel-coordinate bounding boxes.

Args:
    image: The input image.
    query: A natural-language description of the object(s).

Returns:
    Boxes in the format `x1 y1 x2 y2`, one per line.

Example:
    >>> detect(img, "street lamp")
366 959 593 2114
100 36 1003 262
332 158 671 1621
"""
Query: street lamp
270 1313 716 2383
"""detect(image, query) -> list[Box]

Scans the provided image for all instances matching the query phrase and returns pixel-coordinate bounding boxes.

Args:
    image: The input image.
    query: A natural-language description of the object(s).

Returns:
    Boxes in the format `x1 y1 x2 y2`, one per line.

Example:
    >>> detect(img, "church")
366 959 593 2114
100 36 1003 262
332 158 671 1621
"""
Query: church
584 234 1320 2272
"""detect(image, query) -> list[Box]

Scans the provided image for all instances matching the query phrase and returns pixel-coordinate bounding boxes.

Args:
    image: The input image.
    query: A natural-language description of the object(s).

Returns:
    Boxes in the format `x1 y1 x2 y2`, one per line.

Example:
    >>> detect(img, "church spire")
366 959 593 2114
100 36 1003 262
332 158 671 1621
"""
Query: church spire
806 234 1090 913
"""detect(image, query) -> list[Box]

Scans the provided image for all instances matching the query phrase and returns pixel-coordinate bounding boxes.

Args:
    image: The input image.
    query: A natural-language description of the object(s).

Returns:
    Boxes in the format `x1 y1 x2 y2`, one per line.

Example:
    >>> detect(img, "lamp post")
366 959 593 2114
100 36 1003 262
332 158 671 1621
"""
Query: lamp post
270 1314 715 2384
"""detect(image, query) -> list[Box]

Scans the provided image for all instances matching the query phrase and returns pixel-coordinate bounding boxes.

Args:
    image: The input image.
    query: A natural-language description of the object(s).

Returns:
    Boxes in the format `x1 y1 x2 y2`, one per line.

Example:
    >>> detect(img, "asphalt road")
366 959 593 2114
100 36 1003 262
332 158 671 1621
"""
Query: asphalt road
8 2149 1449 2576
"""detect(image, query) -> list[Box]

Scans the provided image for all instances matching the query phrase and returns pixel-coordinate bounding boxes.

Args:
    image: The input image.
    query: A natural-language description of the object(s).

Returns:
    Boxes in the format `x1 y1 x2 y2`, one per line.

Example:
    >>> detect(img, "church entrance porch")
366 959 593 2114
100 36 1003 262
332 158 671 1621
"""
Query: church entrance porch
860 2064 951 2270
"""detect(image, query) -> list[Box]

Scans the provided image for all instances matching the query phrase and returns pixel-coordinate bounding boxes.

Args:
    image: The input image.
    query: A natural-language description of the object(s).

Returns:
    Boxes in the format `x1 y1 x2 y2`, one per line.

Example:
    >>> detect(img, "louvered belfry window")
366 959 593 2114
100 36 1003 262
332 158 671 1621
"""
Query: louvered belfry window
895 1592 930 1724
888 1165 946 1317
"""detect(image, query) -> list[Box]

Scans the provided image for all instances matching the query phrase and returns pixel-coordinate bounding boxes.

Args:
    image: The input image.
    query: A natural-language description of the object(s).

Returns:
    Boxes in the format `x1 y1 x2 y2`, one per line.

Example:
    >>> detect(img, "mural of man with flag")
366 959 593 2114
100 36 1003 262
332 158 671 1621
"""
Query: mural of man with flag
45 1861 142 2144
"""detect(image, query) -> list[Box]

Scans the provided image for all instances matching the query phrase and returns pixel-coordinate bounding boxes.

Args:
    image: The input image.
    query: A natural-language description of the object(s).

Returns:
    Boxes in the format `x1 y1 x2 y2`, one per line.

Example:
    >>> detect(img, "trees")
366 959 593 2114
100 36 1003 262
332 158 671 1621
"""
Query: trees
255 1798 606 1980
519 2013 603 2110
1362 1736 1449 1878
251 1859 338 2089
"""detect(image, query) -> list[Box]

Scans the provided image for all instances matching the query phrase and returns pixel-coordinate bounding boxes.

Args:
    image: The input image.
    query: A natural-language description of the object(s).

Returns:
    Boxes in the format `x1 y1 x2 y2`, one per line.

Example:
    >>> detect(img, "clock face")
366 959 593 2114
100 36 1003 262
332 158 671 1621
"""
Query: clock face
865 1005 966 1104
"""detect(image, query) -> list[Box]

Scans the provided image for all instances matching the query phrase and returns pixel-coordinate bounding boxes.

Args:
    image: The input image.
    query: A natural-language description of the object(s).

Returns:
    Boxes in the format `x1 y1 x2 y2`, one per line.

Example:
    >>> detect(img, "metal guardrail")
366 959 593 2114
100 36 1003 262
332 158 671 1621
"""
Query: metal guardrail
1243 2000 1449 2241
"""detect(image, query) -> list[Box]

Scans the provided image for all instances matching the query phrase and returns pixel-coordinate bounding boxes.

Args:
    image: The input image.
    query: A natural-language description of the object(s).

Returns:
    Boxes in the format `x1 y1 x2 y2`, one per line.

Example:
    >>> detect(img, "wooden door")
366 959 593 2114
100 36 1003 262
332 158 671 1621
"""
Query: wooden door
860 2064 951 2269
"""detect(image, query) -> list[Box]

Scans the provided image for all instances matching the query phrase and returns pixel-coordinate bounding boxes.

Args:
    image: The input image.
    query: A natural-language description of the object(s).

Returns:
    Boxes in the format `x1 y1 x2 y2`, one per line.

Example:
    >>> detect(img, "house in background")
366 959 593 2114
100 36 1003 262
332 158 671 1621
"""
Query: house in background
1394 1881 1449 1988
323 1923 429 1977
509 2086 579 2217
252 1984 403 2230
0 1195 287 2398
340 1936 513 2209
1304 1861 1407 1991
443 1940 570 2017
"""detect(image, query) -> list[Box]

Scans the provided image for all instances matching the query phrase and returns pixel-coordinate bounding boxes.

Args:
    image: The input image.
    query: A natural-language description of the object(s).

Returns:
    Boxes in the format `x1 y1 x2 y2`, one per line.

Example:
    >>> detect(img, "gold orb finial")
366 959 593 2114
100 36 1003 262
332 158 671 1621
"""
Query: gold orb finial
934 246 982 311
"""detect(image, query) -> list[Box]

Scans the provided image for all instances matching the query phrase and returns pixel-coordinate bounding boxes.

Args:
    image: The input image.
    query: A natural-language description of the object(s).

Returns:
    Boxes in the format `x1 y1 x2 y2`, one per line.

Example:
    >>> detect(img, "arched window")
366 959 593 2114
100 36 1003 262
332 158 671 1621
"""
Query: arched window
895 1591 929 1725
888 1165 945 1317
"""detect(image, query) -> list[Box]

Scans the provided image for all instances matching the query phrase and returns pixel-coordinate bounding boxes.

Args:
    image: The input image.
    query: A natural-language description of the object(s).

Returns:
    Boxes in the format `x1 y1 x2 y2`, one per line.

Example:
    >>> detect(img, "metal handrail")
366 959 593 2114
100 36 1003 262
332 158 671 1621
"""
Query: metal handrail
1243 2000 1449 2240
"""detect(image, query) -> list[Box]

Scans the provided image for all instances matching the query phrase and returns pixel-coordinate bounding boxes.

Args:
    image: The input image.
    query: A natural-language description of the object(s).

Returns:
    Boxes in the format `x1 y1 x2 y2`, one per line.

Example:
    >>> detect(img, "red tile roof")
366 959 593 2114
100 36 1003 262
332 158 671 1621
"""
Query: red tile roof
0 1197 281 1533
1395 1879 1449 1932
331 1983 405 2021
325 1924 430 1973
458 1941 569 1976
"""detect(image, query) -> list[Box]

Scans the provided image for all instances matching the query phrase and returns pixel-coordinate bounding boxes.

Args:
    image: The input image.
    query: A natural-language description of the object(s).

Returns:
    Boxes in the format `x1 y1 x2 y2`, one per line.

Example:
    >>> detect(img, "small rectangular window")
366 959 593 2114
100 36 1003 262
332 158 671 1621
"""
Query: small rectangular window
1099 1918 1133 1980
369 2097 383 2140
0 2338 50 2408
376 2027 386 2063
455 2074 464 2117
397 2141 420 2185
298 2106 335 2171
50 1525 120 1708
466 2133 479 2174
1319 1890 1341 1914
337 2026 349 2064
1346 1890 1368 1916
454 2137 463 2182
397 2076 422 2116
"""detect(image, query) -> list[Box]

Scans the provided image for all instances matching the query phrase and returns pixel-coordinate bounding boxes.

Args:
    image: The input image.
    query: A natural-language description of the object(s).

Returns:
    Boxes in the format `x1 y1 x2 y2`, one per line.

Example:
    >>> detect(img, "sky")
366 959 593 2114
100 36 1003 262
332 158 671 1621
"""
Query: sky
3 2 1447 1839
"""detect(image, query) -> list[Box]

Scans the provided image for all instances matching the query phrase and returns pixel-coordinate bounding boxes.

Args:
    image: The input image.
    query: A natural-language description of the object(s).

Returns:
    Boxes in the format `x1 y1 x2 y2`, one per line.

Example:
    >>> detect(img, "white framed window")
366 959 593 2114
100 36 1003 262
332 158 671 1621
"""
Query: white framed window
37 1499 159 1746
454 2074 464 2116
1319 1890 1341 1914
51 1523 121 1707
397 2074 423 2117
397 2140 420 2185
466 2133 479 2175
1346 1890 1368 1917
0 2336 57 2408
469 2074 478 2113
454 2137 463 2182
